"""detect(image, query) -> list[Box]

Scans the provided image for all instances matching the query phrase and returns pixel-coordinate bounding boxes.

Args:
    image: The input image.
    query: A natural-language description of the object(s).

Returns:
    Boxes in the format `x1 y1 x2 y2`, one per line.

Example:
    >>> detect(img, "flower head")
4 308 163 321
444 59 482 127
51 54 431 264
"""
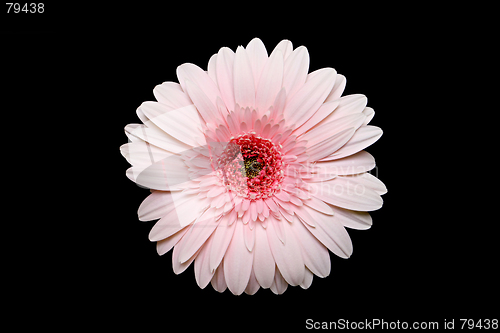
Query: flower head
120 38 386 295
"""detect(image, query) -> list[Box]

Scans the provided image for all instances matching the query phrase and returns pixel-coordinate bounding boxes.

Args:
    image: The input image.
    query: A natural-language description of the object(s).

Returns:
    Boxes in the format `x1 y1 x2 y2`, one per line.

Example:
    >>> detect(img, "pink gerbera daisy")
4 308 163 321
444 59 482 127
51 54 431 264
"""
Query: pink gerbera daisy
120 38 387 295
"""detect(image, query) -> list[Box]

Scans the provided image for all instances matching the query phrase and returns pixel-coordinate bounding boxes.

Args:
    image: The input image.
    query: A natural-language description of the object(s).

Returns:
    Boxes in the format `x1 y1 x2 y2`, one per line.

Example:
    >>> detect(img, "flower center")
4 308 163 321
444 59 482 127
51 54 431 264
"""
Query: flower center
216 133 284 200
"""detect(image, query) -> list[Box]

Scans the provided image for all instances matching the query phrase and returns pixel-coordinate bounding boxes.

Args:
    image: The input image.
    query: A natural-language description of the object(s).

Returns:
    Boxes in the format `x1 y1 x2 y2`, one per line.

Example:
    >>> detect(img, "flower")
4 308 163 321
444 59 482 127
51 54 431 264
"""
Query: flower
120 38 387 295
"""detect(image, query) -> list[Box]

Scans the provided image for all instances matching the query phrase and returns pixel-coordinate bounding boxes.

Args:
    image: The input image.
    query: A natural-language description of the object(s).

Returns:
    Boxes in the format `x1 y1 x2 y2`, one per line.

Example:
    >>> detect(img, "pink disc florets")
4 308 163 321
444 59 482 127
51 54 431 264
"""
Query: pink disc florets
216 133 284 200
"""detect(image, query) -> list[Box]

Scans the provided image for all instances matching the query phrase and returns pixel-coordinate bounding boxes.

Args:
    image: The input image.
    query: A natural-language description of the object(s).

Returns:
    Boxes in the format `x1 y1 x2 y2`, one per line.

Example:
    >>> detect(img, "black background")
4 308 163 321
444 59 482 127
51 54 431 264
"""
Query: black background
3 4 495 331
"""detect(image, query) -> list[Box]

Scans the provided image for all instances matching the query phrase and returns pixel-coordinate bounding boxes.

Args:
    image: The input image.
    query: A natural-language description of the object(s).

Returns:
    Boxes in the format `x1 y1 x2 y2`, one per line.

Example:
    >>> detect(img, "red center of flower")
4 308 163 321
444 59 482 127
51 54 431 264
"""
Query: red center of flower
216 133 284 200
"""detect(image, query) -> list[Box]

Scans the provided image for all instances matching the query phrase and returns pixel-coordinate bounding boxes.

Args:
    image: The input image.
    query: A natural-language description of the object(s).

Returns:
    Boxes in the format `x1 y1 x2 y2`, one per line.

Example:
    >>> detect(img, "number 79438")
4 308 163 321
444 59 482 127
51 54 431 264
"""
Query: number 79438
6 3 44 13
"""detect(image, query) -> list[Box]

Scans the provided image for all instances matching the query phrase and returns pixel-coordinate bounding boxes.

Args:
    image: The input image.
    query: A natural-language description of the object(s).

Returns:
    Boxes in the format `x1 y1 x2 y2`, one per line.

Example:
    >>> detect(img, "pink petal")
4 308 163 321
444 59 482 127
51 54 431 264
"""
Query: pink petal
324 74 346 103
176 63 221 107
270 266 288 294
206 185 226 198
253 223 275 288
130 155 191 191
172 229 200 274
282 46 309 99
216 47 236 111
148 195 206 241
264 197 279 213
331 205 372 230
298 206 353 258
153 82 192 109
255 49 283 113
274 190 290 202
184 79 220 125
244 270 260 295
138 190 174 221
307 176 383 211
211 262 227 293
245 38 268 88
207 54 217 85
321 94 368 125
341 173 387 195
315 151 375 175
156 227 189 256
125 124 192 154
300 268 314 289
178 209 219 263
283 68 337 129
270 39 293 61
321 125 382 161
224 220 254 295
362 107 375 125
233 46 256 109
138 102 203 147
194 233 215 289
306 127 355 162
244 223 256 251
249 201 258 222
292 204 316 227
301 113 366 147
302 196 334 216
266 215 305 286
269 88 286 121
290 216 331 277
226 111 240 135
209 212 237 272
293 100 340 137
